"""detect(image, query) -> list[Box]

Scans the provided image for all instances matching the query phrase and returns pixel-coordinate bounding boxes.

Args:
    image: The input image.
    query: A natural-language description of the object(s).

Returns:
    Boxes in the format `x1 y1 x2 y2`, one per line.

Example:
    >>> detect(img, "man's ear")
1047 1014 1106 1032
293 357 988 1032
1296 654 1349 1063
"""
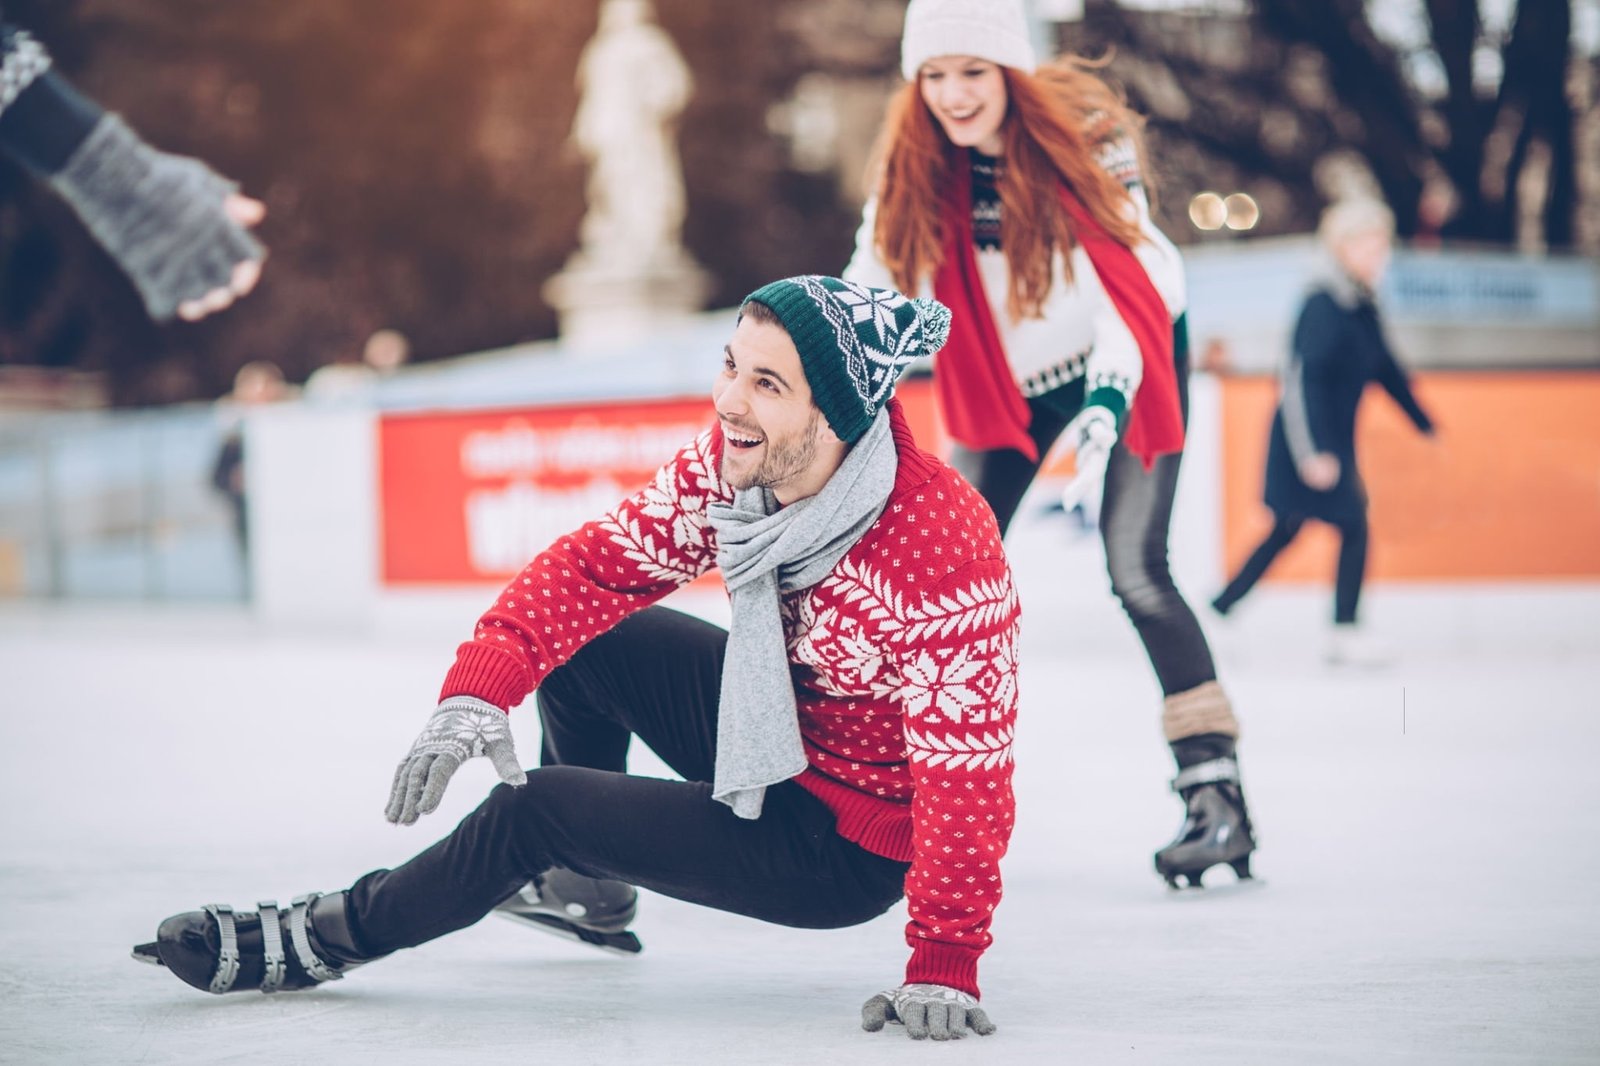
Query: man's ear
815 411 844 445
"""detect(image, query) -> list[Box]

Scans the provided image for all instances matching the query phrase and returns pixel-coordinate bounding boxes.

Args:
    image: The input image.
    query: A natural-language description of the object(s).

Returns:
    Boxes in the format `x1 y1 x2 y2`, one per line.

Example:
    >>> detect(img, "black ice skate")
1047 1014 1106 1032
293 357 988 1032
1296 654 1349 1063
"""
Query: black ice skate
1153 755 1257 890
131 892 371 994
493 867 642 954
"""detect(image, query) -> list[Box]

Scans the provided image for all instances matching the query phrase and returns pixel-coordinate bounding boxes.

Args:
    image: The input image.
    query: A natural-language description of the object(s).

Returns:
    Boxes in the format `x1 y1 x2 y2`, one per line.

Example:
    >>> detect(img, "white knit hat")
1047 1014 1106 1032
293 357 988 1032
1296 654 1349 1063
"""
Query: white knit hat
900 0 1037 81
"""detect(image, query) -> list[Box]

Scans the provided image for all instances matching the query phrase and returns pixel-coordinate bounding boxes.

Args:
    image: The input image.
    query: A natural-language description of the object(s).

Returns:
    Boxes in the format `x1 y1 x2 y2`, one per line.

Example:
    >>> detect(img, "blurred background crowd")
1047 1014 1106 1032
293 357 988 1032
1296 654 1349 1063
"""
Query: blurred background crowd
3 0 1596 404
0 0 1596 611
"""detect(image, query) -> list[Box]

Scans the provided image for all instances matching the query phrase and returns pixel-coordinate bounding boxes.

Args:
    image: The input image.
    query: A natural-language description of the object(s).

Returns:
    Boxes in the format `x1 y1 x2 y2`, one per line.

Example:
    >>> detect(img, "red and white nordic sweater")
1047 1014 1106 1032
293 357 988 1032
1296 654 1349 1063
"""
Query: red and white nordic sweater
439 400 1019 997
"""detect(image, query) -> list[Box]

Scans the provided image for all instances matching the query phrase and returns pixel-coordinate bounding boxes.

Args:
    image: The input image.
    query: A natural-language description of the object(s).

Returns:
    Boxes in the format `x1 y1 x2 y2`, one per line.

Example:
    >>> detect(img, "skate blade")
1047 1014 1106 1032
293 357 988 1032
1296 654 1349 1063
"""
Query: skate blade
131 942 166 967
1163 875 1267 898
492 910 643 955
1159 863 1264 896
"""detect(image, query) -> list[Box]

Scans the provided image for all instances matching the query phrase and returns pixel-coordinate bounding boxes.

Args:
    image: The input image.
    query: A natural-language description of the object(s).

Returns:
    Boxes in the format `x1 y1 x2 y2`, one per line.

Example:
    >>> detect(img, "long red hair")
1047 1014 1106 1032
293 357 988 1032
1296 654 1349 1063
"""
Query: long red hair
871 56 1150 322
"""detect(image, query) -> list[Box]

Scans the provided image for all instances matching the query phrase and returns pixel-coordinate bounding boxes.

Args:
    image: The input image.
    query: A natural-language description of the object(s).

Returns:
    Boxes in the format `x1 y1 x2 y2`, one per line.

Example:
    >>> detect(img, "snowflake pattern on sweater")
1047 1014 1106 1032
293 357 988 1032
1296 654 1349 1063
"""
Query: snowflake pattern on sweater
438 401 1019 997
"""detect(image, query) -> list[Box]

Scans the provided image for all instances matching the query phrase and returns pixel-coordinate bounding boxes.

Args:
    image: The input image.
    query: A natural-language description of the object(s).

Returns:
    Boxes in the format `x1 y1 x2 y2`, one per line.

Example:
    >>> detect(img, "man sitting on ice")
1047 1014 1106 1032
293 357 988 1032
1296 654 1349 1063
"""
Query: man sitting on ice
134 275 1020 1043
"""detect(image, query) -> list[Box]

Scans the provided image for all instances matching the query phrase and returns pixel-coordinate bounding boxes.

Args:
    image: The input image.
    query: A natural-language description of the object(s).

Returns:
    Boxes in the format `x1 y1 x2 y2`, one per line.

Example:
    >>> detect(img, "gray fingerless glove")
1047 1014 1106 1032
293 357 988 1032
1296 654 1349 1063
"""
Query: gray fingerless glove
861 983 996 1041
47 113 264 321
384 696 527 826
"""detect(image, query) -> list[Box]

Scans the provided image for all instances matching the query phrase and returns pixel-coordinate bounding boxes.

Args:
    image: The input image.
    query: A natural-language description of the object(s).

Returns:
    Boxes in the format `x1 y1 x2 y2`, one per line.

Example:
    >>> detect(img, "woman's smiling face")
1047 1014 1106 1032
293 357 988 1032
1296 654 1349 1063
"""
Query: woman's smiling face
918 55 1008 156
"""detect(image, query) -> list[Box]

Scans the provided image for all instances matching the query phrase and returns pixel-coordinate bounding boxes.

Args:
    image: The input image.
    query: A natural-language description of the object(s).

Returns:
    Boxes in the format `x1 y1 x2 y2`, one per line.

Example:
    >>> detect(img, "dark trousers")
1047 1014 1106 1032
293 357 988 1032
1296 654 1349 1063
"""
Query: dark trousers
1212 510 1370 624
950 345 1218 697
345 607 909 958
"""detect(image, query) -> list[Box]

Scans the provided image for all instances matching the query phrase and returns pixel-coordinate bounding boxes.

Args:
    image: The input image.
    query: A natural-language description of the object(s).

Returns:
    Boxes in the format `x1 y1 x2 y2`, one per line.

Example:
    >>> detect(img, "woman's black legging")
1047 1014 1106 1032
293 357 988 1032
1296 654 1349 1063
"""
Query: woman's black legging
1212 510 1370 624
948 348 1218 697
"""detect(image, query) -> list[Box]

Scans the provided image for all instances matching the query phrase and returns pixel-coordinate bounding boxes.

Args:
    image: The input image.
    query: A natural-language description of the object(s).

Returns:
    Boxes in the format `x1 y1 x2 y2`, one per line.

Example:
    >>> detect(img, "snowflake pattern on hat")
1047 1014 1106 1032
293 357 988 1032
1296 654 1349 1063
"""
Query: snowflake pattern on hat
746 274 951 442
796 276 934 411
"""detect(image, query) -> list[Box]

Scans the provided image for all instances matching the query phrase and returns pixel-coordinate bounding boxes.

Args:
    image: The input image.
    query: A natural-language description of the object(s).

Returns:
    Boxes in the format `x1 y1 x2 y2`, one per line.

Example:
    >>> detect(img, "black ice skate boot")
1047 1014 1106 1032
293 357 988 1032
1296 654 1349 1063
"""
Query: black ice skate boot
131 891 374 994
1153 734 1257 890
493 867 642 954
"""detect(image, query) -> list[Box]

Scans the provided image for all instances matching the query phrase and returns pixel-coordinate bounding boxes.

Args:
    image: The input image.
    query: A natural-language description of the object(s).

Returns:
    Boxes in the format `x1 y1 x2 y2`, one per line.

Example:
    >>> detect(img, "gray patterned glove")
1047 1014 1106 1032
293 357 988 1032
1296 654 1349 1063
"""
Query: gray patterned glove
384 696 527 825
47 113 265 321
861 983 996 1041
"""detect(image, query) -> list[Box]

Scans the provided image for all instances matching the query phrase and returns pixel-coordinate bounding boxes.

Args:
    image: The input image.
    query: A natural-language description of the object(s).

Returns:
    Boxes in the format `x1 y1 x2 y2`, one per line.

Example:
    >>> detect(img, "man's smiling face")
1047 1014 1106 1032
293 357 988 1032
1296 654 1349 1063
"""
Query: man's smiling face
711 309 845 505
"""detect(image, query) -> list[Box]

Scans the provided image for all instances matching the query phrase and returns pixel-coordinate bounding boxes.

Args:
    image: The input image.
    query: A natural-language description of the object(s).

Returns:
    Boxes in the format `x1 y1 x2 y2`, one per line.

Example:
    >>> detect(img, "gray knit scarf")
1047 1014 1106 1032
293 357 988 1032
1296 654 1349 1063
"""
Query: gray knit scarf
705 409 898 819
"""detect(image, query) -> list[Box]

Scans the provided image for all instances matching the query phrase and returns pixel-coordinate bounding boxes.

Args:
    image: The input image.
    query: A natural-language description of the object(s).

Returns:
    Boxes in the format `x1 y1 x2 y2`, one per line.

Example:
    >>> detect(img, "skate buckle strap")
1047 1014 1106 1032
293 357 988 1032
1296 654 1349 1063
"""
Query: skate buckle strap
257 901 286 993
289 894 344 983
1170 756 1239 793
203 904 240 994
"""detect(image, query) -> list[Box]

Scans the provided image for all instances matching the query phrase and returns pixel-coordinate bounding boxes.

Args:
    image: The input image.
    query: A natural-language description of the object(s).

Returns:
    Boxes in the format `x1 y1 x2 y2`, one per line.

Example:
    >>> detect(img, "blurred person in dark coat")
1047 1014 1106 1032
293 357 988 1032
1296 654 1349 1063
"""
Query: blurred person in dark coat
0 9 265 321
1210 198 1436 666
210 360 289 566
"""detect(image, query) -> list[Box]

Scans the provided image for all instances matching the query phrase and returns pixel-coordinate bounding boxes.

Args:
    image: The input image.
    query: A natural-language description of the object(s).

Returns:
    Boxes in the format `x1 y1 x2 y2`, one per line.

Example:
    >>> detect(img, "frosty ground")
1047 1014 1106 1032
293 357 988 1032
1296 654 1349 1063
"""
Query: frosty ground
2 512 1596 1065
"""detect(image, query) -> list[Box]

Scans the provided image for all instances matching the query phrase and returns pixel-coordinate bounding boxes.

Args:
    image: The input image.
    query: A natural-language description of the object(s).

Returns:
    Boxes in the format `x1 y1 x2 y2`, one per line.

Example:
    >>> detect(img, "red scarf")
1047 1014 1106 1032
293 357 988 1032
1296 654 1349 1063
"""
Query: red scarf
931 169 1185 468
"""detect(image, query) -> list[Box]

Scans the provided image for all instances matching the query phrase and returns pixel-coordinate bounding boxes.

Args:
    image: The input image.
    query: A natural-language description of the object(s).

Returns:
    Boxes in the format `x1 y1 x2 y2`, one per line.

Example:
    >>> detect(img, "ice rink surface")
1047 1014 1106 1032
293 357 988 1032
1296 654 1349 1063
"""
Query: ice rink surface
3 511 1598 1065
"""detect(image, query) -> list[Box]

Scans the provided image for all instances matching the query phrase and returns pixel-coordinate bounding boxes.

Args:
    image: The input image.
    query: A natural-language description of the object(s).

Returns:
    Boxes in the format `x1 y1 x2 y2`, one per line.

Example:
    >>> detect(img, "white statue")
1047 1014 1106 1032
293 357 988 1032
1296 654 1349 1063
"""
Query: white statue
570 0 693 272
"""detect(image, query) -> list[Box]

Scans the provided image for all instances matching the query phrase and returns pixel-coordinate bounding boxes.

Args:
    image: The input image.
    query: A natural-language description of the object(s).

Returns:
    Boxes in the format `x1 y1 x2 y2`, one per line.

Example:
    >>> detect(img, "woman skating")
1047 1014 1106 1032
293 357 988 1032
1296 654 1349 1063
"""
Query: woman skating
845 0 1253 888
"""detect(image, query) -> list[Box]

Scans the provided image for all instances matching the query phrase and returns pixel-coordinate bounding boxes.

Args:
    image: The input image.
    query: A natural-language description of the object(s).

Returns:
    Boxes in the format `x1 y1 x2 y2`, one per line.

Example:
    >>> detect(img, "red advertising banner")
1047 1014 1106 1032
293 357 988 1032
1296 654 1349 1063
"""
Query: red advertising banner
380 397 713 585
378 380 952 587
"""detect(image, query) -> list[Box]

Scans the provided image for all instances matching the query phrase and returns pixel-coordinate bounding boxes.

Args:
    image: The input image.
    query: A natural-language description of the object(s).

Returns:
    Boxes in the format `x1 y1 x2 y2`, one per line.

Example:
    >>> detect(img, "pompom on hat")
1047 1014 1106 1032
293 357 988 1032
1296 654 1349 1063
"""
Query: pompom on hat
741 276 951 445
900 0 1038 81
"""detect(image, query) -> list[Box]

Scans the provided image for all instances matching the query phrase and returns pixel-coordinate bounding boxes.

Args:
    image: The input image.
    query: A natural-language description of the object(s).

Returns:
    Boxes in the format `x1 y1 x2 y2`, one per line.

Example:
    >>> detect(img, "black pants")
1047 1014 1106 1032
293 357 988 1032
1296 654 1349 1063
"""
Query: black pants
1212 510 1370 624
949 342 1218 697
345 608 909 958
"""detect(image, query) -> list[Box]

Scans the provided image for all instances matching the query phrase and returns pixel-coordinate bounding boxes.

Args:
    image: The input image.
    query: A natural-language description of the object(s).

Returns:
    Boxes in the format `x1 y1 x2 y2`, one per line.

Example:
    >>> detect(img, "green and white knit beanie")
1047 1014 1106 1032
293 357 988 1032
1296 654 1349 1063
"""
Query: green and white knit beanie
742 275 951 445
900 0 1037 81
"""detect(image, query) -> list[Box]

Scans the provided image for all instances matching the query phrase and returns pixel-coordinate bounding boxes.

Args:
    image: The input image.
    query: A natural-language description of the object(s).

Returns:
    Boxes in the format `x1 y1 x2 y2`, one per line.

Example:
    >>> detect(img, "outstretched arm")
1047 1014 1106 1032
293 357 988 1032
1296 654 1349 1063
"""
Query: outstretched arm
437 427 730 709
0 26 265 321
1055 133 1186 506
862 557 1018 1039
1074 132 1187 428
1370 321 1435 436
386 429 733 824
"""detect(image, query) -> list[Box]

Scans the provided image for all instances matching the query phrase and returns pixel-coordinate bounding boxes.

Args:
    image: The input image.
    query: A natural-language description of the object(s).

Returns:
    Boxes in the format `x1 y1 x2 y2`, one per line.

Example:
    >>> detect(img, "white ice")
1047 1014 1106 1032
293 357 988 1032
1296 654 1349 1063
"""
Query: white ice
2 512 1598 1065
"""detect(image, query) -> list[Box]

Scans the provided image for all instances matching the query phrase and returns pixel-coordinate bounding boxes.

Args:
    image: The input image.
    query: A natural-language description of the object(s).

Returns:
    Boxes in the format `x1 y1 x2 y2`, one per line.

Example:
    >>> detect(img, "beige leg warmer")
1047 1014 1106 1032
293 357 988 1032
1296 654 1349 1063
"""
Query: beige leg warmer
1161 680 1240 742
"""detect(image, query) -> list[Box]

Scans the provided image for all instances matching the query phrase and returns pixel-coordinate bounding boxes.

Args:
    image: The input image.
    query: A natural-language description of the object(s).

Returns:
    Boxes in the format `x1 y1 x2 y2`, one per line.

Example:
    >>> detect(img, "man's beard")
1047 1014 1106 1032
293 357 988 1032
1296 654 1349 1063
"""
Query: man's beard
725 409 822 492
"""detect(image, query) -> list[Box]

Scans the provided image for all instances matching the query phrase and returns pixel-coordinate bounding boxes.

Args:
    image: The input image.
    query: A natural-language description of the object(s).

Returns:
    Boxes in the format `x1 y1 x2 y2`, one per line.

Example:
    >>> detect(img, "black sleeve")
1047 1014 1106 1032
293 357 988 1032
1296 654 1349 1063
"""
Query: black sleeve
0 26 103 177
1370 315 1435 435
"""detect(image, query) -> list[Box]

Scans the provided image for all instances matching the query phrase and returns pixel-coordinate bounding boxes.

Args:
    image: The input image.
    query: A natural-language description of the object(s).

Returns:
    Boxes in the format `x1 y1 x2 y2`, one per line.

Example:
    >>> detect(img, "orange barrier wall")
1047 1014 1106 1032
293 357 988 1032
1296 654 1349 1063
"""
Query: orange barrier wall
1220 371 1600 581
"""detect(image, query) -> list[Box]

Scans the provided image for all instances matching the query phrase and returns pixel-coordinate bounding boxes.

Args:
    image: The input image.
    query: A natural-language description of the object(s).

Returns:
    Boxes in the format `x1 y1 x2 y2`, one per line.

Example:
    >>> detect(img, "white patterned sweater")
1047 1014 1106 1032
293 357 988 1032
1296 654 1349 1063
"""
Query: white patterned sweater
846 136 1187 415
440 401 1019 997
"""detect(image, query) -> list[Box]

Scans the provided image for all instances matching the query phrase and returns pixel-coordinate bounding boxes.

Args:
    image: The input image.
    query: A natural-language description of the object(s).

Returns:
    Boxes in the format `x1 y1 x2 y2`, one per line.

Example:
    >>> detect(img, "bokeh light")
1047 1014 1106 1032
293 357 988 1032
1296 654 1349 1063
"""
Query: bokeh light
1223 192 1261 230
1188 192 1226 230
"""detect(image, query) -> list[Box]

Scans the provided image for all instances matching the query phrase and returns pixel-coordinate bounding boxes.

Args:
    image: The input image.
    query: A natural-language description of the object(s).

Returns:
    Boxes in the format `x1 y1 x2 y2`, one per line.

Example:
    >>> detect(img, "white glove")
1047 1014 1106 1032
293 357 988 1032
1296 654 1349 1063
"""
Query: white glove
861 983 996 1041
1059 405 1118 512
384 696 527 825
